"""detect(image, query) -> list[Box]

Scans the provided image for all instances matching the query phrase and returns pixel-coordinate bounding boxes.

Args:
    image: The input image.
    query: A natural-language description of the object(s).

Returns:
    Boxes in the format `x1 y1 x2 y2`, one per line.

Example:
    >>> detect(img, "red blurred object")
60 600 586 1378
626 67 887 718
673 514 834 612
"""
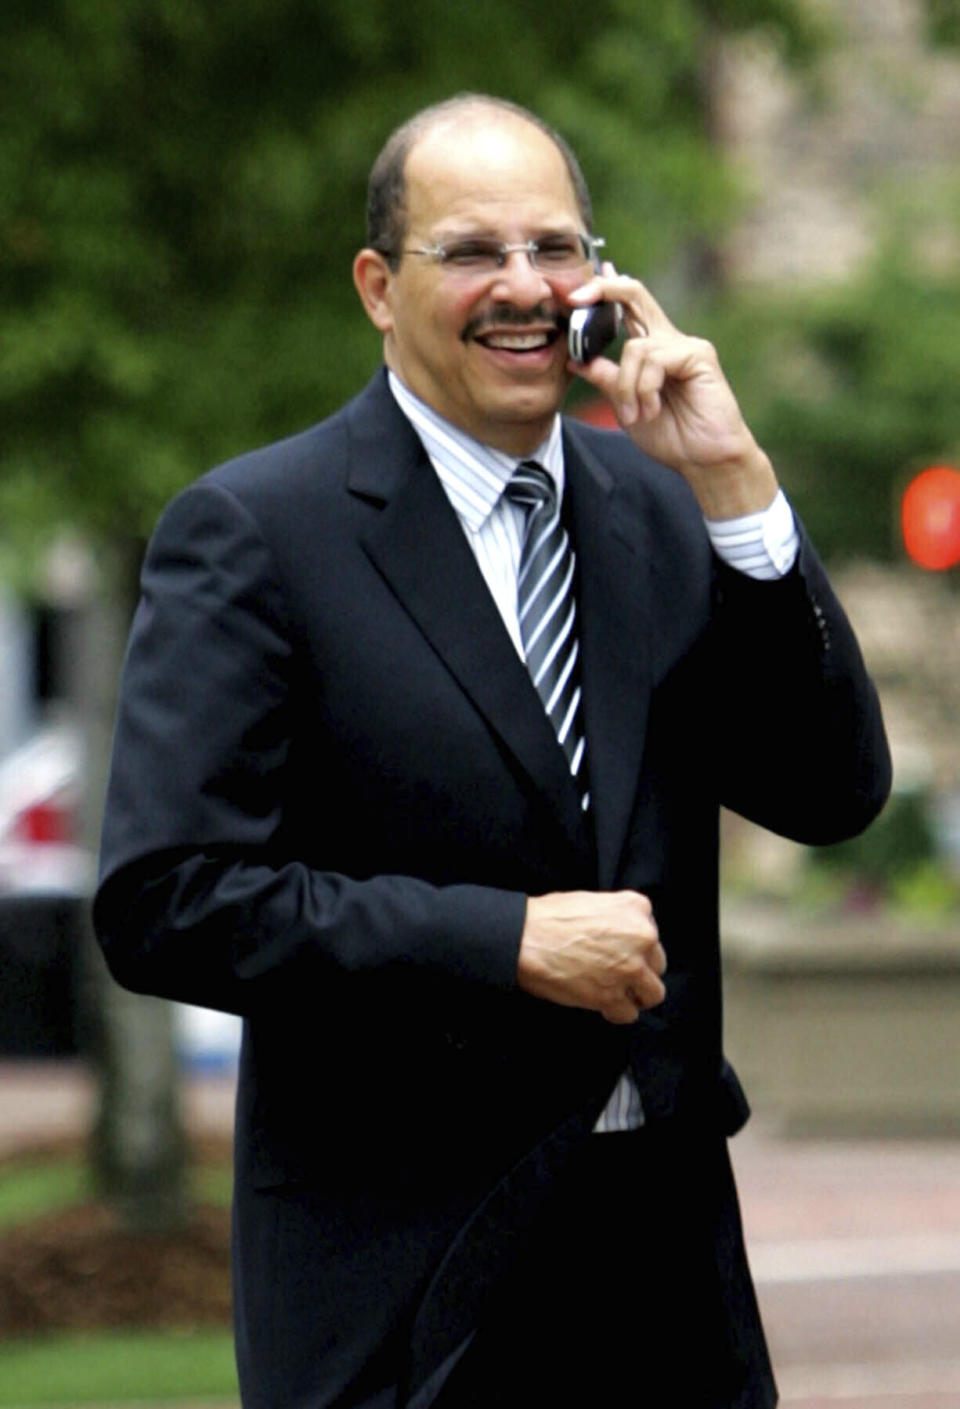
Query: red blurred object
901 465 960 570
571 397 619 429
14 796 72 845
0 725 90 894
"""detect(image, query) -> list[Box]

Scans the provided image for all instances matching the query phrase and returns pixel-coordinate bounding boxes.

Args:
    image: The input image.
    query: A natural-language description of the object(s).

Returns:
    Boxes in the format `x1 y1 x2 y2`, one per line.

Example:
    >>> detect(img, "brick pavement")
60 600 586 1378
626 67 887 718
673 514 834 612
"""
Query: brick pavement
0 1059 235 1156
731 1127 960 1406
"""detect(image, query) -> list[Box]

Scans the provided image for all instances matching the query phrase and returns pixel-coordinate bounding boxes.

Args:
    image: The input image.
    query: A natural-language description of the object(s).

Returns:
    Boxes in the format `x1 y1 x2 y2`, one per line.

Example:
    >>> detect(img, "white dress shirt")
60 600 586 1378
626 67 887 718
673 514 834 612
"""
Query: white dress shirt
388 370 799 1131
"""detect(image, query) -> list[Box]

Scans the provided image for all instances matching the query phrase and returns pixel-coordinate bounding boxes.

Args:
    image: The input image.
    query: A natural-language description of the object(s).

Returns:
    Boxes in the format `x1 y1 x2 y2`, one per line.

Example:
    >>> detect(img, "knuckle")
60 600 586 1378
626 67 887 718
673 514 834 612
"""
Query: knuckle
617 888 645 911
605 1004 638 1026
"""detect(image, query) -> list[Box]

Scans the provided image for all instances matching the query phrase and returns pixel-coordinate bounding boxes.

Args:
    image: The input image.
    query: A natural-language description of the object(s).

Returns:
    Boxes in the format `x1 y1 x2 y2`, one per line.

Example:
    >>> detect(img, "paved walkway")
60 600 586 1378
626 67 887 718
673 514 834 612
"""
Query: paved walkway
0 1060 235 1156
730 1125 960 1406
3 1062 960 1406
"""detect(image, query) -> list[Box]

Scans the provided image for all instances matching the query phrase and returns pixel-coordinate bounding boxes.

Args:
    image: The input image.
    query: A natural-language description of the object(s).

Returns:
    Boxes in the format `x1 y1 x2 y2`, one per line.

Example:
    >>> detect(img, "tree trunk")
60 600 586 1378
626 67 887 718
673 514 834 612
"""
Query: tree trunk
69 536 189 1232
87 945 189 1232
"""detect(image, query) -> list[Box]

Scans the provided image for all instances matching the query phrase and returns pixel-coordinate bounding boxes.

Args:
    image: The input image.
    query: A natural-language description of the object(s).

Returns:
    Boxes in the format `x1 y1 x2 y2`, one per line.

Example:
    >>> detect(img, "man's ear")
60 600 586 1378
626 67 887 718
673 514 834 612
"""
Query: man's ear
353 249 394 334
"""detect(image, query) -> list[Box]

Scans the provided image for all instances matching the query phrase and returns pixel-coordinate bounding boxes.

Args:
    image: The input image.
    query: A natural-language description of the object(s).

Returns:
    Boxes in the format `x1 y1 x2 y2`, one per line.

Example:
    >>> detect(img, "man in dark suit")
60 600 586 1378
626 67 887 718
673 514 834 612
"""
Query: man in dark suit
94 94 890 1409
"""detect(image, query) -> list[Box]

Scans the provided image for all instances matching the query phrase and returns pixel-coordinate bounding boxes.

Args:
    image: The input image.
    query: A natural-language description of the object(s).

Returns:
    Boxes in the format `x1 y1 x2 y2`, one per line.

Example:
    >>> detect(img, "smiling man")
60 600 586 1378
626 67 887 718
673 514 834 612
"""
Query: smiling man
354 109 588 451
95 95 890 1409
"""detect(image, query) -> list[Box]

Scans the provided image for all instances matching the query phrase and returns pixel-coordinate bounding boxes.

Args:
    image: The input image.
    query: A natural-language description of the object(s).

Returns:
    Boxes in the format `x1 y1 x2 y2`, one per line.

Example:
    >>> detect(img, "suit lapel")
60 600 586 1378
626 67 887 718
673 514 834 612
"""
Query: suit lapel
564 424 654 888
345 376 588 849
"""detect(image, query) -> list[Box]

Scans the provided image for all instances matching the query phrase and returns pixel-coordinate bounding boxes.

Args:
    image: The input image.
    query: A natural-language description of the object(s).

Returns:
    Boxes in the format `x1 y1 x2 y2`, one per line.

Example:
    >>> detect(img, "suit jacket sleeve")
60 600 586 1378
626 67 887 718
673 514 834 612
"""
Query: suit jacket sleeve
707 526 891 843
94 478 527 1017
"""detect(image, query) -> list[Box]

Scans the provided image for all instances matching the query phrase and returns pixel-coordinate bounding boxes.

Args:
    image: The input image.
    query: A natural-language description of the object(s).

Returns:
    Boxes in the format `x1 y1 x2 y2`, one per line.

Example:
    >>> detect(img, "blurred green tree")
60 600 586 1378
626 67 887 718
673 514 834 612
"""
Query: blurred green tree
705 233 960 563
0 0 820 556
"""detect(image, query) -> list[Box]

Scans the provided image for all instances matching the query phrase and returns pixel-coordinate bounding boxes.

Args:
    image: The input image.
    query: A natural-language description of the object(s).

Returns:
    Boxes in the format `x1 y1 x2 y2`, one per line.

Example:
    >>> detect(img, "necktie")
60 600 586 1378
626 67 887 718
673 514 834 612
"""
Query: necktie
506 462 589 808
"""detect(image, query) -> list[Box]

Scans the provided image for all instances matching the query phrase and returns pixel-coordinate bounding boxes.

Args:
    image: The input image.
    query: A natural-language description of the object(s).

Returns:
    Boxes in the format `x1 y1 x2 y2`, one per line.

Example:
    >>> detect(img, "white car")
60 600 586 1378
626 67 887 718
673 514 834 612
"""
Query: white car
0 724 93 896
0 722 240 1068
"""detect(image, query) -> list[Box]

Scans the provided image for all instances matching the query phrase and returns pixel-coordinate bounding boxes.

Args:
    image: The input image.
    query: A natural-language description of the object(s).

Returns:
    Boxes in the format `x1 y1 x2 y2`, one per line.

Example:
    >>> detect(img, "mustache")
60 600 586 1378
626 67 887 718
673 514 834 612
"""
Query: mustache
462 303 565 342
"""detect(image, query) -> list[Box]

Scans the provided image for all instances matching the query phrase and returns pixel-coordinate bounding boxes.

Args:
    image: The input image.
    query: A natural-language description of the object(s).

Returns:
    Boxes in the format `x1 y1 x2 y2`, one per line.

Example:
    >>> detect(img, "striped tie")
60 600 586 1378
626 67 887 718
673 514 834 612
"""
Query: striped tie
506 462 589 808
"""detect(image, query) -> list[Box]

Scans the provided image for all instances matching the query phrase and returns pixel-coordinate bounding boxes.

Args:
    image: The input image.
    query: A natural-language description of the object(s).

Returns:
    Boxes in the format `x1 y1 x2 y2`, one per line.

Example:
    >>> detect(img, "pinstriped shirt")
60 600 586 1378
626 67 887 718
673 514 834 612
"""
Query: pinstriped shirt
387 370 798 1132
388 371 563 657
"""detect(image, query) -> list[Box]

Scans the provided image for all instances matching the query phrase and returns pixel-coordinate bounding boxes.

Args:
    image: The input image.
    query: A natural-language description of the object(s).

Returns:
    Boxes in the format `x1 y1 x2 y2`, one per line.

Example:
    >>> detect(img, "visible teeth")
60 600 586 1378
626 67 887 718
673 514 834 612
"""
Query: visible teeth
483 332 549 351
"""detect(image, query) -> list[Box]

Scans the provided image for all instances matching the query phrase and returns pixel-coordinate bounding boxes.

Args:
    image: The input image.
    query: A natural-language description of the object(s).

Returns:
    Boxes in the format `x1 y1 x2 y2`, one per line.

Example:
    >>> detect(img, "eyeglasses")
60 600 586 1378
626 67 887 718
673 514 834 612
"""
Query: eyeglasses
399 233 605 276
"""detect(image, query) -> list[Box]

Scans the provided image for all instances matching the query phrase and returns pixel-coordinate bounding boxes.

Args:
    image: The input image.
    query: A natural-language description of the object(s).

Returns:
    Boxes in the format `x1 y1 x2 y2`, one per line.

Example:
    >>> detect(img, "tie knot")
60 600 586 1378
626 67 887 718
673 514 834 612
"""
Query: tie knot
506 460 556 513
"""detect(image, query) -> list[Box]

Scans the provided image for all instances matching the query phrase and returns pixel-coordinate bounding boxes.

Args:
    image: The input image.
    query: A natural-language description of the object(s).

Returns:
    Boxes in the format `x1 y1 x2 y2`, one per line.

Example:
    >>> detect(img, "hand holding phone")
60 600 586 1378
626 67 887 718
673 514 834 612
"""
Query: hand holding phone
568 301 623 364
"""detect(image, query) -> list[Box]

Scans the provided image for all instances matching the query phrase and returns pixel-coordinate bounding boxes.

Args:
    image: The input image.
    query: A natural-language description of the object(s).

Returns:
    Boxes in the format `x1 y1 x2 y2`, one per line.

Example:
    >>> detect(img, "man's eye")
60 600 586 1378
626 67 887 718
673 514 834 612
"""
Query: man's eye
442 241 499 267
534 238 582 265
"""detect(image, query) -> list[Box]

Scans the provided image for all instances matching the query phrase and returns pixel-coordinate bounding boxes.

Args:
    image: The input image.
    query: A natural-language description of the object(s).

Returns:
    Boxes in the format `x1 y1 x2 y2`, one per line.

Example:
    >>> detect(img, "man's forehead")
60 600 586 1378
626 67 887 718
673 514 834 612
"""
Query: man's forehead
402 112 580 225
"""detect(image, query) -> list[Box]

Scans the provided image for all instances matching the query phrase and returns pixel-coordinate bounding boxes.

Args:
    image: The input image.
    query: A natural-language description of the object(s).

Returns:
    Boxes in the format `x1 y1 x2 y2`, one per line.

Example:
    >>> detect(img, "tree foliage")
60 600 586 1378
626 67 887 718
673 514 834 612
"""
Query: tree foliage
0 0 818 560
925 0 960 46
705 203 960 562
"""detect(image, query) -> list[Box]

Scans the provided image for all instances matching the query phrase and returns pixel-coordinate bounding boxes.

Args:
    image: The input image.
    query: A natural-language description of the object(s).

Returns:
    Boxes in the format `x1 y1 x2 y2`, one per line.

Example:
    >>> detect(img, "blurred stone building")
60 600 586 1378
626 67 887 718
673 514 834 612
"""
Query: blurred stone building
715 0 960 288
710 0 960 1133
714 0 960 878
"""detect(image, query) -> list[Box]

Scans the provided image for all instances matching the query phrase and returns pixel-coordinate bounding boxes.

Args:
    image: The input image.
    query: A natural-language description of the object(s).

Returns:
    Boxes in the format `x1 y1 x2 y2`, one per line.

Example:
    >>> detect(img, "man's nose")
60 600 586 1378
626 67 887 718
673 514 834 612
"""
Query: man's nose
489 249 554 304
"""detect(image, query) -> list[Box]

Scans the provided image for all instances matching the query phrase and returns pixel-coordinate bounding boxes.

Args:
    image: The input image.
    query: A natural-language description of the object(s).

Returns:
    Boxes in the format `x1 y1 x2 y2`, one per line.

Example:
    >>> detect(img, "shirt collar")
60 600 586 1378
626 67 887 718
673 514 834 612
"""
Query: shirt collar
387 370 565 533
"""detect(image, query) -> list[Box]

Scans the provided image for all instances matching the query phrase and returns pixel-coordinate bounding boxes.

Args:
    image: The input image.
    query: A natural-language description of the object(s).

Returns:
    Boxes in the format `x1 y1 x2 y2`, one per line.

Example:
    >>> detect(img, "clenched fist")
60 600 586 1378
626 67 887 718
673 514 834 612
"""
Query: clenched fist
517 889 667 1025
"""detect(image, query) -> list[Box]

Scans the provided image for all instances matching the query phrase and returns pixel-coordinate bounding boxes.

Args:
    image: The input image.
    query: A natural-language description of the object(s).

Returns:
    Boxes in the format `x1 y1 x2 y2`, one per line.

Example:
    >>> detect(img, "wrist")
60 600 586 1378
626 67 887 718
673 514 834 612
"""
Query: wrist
682 444 779 520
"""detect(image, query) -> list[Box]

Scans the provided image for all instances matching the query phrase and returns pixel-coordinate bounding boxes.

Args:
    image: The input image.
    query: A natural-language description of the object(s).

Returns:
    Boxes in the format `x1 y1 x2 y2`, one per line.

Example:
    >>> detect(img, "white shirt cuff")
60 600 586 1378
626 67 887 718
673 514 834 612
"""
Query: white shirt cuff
704 488 799 580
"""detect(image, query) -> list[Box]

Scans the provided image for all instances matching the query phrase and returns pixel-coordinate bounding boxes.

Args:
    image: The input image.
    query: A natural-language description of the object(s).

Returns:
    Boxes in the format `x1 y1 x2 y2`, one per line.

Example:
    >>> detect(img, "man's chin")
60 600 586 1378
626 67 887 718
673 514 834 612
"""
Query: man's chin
472 388 568 454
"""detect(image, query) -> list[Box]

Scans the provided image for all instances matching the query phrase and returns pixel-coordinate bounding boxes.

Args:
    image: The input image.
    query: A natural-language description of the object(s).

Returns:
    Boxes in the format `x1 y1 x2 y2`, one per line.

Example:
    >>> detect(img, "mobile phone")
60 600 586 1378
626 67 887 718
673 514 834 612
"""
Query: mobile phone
567 301 623 364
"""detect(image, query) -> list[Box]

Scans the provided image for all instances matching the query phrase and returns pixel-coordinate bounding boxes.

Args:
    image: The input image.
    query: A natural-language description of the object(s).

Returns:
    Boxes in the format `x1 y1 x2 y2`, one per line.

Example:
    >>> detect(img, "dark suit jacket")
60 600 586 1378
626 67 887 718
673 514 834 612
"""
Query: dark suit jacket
94 369 890 1408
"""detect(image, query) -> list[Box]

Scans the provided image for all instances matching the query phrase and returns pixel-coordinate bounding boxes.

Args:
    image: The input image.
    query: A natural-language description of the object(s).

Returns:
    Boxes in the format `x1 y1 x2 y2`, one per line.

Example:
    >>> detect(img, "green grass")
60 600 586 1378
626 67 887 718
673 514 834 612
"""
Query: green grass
0 1155 232 1230
192 1164 233 1209
0 1160 89 1231
0 1152 237 1404
0 1328 238 1404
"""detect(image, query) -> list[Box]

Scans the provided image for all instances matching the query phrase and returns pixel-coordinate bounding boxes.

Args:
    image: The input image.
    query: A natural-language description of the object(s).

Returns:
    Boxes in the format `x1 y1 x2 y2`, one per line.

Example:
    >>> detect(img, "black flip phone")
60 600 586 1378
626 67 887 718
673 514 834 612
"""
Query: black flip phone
567 301 623 363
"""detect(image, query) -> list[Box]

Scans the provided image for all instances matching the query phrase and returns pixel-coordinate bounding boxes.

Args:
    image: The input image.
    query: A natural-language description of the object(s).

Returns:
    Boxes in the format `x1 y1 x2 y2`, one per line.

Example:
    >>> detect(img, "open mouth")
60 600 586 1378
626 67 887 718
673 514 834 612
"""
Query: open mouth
473 327 562 353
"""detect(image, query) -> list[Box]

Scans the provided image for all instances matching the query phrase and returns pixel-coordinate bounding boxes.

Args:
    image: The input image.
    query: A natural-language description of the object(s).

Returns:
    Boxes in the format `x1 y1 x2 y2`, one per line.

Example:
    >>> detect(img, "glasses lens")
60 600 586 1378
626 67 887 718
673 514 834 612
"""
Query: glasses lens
430 235 597 275
439 239 504 271
530 235 590 271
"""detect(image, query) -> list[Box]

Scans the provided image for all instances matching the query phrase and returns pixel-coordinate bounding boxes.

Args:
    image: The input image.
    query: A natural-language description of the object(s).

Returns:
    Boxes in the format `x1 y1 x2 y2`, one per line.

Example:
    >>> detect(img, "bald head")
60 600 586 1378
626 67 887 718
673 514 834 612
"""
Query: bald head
365 94 593 268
